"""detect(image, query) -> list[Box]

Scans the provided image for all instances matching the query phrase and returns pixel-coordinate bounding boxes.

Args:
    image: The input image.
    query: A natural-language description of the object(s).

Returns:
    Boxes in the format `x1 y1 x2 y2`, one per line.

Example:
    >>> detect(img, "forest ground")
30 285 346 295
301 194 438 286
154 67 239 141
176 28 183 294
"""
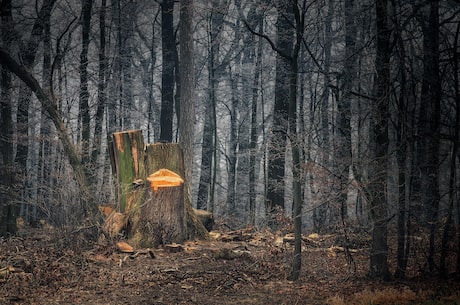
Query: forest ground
1 222 459 305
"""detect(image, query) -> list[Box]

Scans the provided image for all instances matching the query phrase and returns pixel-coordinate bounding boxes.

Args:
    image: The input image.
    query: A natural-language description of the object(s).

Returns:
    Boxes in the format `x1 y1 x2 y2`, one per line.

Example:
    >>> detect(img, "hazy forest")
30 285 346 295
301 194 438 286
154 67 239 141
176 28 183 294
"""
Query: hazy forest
1 0 460 304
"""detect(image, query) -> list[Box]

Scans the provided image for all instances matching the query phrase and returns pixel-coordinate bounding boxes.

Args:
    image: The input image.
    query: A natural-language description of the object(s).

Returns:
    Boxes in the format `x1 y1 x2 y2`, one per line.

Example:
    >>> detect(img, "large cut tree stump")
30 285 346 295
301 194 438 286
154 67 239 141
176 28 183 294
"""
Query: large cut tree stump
145 143 208 240
130 169 185 247
108 130 208 247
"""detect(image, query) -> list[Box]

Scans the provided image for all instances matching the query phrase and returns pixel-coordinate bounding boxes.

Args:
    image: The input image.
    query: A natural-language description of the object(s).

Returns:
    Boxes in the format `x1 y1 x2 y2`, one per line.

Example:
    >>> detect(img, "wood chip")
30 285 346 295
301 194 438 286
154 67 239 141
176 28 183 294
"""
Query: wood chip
116 241 134 253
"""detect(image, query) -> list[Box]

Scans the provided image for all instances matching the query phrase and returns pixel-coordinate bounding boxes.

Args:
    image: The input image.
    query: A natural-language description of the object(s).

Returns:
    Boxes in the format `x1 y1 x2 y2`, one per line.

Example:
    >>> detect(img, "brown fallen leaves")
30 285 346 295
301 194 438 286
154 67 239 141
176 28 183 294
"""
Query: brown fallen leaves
0 226 459 305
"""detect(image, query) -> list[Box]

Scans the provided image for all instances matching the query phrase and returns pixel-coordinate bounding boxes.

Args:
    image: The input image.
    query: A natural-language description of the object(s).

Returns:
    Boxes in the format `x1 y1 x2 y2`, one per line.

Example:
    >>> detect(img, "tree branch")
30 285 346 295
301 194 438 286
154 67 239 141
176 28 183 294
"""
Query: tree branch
0 48 92 203
243 19 292 61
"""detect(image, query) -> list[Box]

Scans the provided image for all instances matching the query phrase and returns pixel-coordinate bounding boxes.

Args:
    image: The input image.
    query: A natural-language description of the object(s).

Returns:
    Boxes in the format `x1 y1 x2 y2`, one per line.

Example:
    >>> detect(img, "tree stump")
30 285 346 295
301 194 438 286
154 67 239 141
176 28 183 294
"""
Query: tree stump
145 143 208 240
109 130 147 213
130 169 185 247
108 131 208 247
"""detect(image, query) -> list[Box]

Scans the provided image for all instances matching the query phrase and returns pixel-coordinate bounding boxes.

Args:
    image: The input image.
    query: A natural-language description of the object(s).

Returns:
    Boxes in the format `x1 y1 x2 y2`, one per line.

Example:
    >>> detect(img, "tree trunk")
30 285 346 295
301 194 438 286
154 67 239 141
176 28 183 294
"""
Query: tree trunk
393 0 410 279
196 98 213 210
249 16 263 226
178 0 196 223
440 21 460 277
79 0 93 172
160 0 175 142
335 0 356 223
37 3 53 222
420 1 441 275
226 66 238 215
266 1 293 224
315 0 333 229
0 0 16 236
369 0 390 280
120 0 135 129
90 0 107 167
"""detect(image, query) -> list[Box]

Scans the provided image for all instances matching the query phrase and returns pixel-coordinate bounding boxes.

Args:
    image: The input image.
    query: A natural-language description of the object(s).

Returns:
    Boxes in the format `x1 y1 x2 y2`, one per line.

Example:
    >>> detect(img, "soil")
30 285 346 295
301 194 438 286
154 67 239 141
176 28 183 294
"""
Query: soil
1 225 459 305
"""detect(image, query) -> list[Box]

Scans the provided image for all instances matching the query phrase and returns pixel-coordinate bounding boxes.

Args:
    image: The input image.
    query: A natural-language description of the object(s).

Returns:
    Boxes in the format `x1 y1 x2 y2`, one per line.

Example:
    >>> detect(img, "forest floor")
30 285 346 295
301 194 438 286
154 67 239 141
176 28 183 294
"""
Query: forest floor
1 222 459 305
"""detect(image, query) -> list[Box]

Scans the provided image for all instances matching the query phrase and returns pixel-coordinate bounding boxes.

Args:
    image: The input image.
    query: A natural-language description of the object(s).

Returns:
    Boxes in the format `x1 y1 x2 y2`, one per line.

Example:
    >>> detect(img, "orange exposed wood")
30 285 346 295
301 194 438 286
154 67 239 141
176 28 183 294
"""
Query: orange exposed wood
147 169 184 192
116 241 134 253
98 204 115 217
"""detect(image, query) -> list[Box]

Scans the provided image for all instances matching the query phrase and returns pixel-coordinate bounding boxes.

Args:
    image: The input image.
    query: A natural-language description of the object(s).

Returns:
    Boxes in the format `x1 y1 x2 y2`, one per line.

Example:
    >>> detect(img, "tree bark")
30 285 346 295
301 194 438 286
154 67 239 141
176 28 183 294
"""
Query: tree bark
335 0 356 223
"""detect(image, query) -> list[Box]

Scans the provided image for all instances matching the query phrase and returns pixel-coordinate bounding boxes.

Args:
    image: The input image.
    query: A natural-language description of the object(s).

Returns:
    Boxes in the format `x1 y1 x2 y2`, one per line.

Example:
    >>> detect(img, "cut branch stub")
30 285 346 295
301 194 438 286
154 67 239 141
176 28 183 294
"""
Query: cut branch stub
147 169 184 193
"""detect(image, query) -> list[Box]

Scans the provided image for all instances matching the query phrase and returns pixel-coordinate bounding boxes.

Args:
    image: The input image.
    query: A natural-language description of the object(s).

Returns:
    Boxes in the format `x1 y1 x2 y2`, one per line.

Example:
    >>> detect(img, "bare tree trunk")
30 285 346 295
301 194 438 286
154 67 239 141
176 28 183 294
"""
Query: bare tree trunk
178 0 199 234
0 0 17 236
369 0 390 280
314 0 333 230
79 0 93 176
226 66 238 216
196 97 213 210
91 0 107 167
440 21 460 277
160 0 175 142
420 1 441 275
38 3 53 222
393 0 410 279
120 0 135 129
335 0 356 223
249 16 263 226
266 1 293 225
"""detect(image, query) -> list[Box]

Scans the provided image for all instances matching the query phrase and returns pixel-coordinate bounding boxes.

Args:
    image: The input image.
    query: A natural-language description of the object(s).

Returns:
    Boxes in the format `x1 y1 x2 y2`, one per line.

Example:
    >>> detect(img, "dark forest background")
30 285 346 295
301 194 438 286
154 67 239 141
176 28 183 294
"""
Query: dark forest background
0 0 459 281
